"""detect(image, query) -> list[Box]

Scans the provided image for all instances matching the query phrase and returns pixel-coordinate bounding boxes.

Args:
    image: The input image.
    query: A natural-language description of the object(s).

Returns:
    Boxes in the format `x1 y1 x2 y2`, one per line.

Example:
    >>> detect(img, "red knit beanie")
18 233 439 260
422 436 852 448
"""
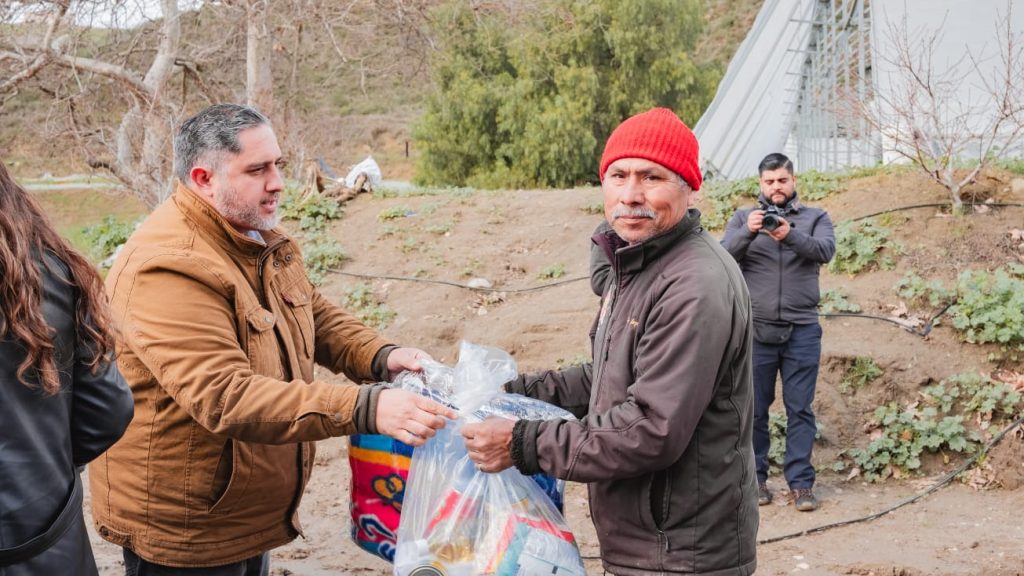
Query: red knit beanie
599 108 702 191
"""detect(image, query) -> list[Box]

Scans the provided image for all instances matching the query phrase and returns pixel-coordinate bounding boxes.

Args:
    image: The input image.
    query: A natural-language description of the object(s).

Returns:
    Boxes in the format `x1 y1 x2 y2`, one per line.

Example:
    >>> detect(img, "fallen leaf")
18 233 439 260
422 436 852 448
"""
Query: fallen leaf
991 369 1024 392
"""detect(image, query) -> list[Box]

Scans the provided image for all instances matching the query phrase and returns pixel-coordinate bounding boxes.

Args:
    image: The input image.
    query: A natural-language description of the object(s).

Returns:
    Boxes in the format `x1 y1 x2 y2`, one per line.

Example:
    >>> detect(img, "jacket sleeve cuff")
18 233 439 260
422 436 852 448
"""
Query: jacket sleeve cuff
505 374 529 396
511 419 542 476
353 383 384 434
781 227 807 246
371 345 398 382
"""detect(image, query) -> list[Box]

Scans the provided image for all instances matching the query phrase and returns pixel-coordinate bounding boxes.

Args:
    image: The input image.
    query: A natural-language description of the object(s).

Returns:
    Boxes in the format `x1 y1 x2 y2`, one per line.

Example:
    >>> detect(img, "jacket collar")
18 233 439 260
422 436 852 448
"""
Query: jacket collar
172 181 285 257
595 208 703 276
757 190 802 214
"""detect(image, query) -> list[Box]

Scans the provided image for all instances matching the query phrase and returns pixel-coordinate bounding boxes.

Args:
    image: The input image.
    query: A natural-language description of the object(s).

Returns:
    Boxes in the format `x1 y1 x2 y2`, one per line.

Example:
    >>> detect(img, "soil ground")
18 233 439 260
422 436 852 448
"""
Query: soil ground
62 167 1024 575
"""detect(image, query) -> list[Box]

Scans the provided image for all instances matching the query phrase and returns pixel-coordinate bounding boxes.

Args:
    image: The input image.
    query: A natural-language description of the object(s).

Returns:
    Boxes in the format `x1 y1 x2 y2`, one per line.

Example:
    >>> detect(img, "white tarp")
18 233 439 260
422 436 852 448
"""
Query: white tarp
694 0 816 180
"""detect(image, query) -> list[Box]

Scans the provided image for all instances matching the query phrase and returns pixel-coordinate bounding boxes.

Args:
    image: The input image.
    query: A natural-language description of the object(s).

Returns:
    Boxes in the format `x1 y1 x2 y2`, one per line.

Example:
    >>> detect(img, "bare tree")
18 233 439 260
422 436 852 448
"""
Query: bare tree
1 0 188 207
1 0 434 208
842 4 1024 212
245 0 273 116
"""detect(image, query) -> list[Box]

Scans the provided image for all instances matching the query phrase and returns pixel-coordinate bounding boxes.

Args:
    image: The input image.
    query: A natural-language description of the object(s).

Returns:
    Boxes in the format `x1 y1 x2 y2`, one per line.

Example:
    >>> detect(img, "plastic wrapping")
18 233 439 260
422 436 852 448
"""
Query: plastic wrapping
393 342 585 576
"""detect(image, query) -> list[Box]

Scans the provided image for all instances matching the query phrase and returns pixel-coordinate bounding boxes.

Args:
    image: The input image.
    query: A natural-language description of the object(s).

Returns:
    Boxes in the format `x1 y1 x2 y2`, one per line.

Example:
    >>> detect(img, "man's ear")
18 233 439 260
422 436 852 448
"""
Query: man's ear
190 166 215 199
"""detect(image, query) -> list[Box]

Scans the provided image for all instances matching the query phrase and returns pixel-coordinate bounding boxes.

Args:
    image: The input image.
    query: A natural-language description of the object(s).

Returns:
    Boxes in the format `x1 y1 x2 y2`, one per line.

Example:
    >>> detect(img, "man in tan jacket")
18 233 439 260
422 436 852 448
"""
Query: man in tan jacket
90 104 455 575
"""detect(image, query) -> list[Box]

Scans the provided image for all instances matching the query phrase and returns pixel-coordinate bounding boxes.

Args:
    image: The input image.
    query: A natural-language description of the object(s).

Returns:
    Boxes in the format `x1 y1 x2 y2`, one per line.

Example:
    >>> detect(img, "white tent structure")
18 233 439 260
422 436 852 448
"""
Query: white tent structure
694 0 1023 180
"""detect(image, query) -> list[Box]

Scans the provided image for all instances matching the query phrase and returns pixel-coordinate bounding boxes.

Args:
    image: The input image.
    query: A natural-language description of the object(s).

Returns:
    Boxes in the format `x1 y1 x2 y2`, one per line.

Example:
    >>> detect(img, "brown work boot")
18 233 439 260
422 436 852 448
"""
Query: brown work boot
757 483 772 506
793 488 818 512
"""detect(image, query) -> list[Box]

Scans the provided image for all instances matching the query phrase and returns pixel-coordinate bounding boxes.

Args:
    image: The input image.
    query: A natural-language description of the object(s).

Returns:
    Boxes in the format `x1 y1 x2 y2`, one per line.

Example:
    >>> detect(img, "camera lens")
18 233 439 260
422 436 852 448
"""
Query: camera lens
762 214 780 231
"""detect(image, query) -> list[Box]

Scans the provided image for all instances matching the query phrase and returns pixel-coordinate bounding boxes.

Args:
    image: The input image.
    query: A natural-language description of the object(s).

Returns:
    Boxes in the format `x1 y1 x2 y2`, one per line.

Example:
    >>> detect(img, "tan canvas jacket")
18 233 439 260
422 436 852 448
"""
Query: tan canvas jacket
90 183 391 566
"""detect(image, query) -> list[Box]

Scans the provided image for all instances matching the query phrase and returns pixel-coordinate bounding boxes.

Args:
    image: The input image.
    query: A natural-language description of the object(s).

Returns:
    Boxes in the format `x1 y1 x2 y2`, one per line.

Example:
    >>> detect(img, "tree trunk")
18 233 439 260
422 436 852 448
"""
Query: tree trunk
246 0 274 117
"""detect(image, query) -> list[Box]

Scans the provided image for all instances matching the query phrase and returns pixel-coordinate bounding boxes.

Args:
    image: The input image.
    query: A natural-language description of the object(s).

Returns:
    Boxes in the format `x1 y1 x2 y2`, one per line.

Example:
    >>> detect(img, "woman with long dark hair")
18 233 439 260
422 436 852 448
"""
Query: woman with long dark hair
0 160 133 574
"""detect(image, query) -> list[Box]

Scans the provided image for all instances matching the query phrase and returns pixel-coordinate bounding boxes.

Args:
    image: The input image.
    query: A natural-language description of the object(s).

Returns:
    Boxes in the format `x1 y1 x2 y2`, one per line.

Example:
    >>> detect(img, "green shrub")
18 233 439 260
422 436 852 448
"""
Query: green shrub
828 219 899 275
414 0 717 188
342 283 396 330
80 215 137 263
818 288 862 313
948 265 1024 351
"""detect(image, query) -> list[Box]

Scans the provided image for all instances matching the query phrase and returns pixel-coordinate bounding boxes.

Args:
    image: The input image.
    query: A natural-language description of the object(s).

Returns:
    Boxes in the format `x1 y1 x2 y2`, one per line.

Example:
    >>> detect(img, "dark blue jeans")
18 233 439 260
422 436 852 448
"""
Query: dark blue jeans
123 548 269 576
752 322 822 489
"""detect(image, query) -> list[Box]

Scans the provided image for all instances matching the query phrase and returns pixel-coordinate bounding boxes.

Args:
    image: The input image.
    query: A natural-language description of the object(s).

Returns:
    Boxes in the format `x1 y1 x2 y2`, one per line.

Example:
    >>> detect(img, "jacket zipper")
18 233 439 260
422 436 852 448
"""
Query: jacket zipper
776 241 784 321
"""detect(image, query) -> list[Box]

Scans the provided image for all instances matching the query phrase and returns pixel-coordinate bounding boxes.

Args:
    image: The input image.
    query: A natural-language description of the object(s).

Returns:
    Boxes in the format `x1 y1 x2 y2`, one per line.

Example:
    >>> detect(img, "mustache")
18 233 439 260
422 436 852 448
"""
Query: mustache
611 206 656 220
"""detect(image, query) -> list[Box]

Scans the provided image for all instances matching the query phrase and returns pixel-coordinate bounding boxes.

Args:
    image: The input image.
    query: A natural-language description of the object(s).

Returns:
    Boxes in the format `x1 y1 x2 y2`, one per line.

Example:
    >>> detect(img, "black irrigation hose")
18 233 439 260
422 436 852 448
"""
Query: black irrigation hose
820 300 956 338
850 202 1024 222
327 268 590 294
758 412 1024 545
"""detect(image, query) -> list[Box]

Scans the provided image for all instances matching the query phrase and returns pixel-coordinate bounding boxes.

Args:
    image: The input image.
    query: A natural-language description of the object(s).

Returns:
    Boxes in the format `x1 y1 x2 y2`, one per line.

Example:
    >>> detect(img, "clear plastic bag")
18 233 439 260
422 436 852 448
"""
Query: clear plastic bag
393 342 585 576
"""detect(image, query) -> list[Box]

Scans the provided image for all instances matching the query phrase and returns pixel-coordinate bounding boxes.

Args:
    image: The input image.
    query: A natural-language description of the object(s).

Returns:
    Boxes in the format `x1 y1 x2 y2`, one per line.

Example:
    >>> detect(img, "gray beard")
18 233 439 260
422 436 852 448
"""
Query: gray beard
216 187 280 231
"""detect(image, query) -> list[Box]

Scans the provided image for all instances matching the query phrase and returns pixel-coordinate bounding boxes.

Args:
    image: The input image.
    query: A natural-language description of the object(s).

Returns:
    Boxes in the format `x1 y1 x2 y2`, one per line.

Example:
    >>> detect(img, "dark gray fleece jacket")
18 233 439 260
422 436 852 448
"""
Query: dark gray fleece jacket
720 192 835 324
510 210 759 576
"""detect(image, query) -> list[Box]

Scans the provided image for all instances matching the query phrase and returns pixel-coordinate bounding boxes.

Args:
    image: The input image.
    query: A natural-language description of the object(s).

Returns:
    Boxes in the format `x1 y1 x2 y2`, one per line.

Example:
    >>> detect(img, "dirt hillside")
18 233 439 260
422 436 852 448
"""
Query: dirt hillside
82 168 1024 575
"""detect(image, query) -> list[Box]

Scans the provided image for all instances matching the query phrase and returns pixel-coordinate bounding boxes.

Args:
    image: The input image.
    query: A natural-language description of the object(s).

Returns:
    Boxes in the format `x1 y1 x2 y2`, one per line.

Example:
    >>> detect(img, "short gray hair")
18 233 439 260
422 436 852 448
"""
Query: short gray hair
677 173 692 192
173 104 270 184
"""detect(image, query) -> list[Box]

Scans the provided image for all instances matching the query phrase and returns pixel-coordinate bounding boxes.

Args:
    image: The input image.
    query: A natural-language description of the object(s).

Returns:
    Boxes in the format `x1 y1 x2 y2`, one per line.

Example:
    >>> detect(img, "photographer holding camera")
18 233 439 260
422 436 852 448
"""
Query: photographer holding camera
722 153 835 512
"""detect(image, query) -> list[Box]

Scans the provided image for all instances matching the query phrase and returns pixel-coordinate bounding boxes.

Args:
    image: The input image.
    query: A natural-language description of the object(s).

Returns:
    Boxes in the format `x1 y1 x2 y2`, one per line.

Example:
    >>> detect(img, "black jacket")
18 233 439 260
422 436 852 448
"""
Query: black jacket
0 254 133 575
512 211 758 575
721 193 835 324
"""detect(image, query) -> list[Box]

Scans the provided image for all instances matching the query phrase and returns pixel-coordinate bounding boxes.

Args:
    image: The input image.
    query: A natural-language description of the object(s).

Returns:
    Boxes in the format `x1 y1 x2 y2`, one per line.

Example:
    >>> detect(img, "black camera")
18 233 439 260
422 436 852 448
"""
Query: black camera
761 205 784 232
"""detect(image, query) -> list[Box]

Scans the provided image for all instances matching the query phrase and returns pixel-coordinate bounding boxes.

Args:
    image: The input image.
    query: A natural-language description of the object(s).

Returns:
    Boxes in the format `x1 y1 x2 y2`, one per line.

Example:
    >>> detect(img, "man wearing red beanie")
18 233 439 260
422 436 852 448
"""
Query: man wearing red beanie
463 108 759 575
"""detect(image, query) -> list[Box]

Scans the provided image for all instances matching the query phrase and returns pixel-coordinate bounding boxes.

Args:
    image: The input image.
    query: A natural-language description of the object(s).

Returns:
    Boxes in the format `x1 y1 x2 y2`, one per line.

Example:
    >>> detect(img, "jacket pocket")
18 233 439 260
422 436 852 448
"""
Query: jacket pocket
245 307 277 376
281 286 314 360
207 440 253 514
649 470 669 530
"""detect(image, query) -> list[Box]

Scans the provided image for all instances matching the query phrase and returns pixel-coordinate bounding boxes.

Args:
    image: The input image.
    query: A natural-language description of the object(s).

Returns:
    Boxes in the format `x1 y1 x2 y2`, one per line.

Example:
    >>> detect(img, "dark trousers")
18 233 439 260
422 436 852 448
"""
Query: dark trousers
752 321 822 489
123 548 269 576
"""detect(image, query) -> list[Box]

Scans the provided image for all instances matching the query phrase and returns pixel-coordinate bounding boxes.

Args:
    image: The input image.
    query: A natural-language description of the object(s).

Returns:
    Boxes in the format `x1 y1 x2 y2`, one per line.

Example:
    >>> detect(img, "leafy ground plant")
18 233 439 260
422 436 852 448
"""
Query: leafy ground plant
279 187 342 233
839 356 883 394
836 372 1022 482
302 239 348 286
697 175 759 230
766 411 788 475
828 218 899 275
378 206 413 222
765 412 823 475
342 283 396 330
948 265 1024 354
818 288 862 313
538 263 566 280
895 272 956 309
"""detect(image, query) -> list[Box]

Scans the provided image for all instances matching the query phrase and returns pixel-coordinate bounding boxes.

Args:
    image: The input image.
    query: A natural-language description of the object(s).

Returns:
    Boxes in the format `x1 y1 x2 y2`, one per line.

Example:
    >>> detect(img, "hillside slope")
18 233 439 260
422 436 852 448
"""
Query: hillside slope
74 167 1024 575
